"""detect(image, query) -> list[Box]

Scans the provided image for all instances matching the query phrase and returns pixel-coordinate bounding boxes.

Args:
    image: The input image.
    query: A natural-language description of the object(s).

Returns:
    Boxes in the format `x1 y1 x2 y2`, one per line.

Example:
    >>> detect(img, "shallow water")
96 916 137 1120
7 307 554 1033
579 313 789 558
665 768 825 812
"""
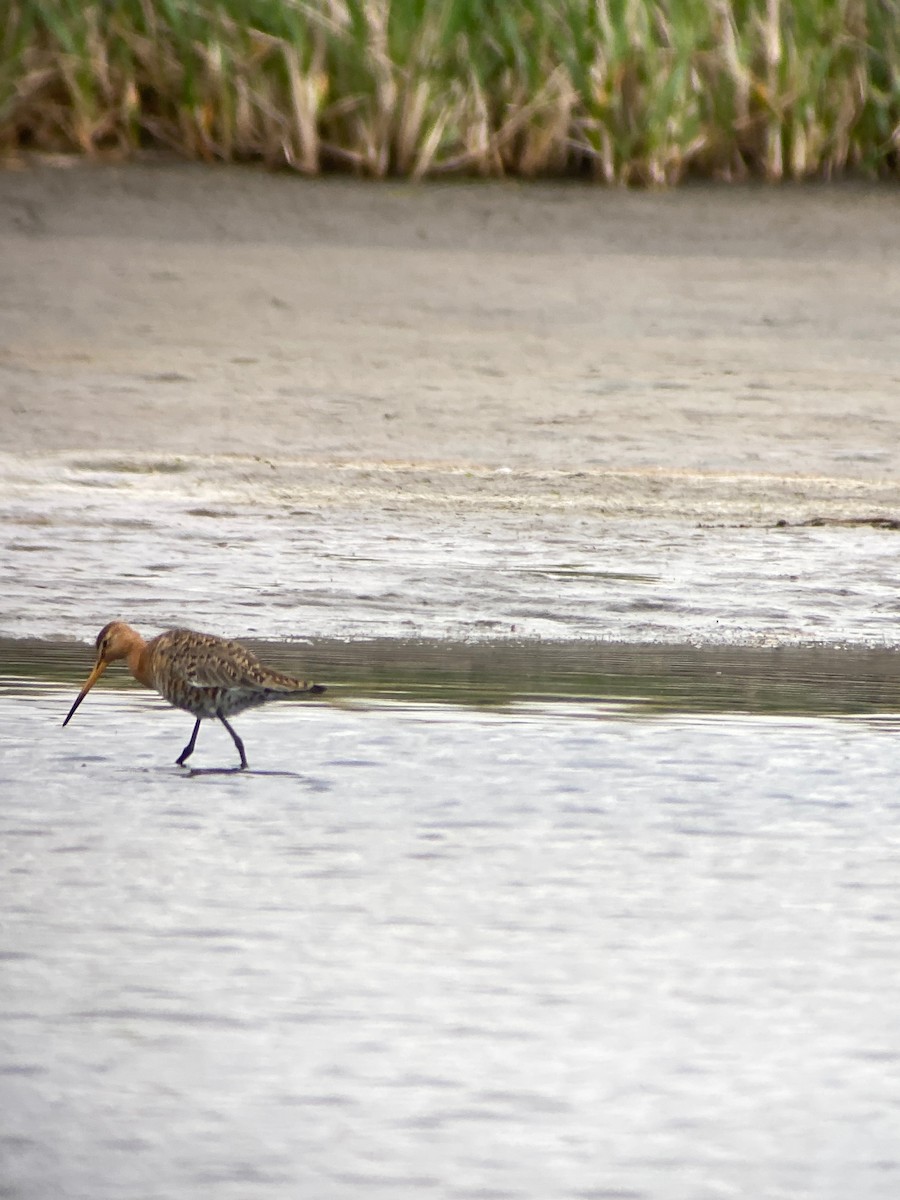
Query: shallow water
4 447 900 1200
4 653 900 1200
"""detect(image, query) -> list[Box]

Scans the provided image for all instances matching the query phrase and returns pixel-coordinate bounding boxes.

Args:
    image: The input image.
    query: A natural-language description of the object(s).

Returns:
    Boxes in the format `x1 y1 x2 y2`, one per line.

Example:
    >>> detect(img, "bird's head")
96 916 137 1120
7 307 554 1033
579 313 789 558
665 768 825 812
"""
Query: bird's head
63 622 141 726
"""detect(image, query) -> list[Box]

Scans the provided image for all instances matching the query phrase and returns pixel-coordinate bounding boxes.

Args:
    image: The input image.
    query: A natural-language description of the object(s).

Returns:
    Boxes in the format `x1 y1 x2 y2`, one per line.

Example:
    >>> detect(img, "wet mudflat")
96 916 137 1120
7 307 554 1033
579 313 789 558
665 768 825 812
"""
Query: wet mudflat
4 658 900 1200
4 451 900 648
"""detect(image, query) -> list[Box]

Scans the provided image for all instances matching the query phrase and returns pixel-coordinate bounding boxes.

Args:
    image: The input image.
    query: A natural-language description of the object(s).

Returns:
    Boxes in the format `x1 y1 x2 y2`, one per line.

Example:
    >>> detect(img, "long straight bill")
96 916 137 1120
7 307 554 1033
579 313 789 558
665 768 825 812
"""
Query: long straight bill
63 660 108 726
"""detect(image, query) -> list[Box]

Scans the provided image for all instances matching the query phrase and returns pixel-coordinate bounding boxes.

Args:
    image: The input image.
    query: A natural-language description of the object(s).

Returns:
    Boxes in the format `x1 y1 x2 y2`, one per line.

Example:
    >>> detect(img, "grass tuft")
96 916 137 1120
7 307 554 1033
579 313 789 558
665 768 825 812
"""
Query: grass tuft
1 0 898 181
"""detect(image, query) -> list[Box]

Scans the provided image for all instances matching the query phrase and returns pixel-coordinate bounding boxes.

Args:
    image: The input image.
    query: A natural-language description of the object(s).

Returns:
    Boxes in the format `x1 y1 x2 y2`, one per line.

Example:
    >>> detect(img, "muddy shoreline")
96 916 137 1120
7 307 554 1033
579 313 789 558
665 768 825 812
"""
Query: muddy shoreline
2 162 899 488
2 163 900 646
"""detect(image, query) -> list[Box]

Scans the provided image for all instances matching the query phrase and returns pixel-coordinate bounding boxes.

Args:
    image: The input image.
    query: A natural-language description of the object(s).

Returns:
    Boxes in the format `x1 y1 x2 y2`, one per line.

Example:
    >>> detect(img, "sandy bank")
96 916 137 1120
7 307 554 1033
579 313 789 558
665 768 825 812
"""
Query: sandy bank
1 162 899 523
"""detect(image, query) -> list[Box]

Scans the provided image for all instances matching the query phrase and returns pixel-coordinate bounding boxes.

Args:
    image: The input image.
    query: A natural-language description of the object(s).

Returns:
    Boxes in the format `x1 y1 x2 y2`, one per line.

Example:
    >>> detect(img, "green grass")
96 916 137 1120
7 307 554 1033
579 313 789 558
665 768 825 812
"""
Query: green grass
1 0 898 181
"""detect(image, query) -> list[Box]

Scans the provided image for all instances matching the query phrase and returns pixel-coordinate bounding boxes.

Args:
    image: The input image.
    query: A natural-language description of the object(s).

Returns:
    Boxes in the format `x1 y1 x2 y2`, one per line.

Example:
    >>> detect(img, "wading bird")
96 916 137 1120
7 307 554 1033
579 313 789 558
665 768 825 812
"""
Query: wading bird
63 622 325 769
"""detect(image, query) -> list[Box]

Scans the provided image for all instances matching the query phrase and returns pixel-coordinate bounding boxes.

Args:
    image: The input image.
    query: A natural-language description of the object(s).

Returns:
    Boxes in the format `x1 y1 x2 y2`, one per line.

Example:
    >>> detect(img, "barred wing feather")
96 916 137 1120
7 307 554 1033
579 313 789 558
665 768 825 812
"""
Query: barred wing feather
150 630 310 694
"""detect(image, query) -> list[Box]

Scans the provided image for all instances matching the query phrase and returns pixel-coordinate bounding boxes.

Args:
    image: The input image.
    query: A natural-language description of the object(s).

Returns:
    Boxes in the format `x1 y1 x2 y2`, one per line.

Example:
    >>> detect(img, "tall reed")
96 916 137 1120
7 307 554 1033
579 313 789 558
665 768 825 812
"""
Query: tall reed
1 0 897 181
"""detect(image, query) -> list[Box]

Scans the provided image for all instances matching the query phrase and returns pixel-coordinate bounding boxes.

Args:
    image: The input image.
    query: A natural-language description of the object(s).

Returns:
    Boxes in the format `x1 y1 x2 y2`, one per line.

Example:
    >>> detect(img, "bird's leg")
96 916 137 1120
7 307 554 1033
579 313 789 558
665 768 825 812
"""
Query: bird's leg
219 715 248 770
176 717 202 766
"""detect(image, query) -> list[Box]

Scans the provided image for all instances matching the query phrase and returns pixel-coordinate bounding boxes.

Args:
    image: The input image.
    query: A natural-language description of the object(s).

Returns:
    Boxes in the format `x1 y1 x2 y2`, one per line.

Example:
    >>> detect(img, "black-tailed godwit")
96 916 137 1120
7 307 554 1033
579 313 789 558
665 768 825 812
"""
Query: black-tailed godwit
63 621 325 769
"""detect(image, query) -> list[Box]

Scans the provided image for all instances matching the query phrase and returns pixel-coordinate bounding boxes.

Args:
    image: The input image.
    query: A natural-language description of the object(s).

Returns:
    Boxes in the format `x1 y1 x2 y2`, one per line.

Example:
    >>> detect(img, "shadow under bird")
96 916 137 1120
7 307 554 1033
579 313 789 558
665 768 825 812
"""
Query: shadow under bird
63 622 325 769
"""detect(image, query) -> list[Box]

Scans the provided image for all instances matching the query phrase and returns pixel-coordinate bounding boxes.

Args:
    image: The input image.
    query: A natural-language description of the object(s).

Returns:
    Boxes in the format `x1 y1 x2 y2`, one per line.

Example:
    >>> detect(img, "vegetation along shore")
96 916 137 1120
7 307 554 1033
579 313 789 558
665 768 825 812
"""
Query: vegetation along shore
2 0 899 183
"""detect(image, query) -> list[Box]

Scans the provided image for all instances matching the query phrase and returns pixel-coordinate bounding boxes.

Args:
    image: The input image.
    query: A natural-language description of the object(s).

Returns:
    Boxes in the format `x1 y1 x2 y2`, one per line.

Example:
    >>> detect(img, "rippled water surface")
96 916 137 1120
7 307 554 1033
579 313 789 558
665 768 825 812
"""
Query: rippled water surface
4 451 900 1200
4 648 900 1200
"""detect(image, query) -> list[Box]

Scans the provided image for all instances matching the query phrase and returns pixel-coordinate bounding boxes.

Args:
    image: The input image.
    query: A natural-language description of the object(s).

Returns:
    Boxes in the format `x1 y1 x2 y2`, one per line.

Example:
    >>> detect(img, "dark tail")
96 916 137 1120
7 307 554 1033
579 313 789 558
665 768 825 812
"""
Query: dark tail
264 670 326 696
286 680 325 696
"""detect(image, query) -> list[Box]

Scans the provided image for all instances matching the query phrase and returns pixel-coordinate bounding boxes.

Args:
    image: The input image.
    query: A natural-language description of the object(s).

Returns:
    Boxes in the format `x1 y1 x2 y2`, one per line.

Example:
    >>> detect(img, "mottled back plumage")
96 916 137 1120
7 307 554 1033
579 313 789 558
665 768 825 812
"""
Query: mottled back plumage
146 628 320 718
63 621 325 770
